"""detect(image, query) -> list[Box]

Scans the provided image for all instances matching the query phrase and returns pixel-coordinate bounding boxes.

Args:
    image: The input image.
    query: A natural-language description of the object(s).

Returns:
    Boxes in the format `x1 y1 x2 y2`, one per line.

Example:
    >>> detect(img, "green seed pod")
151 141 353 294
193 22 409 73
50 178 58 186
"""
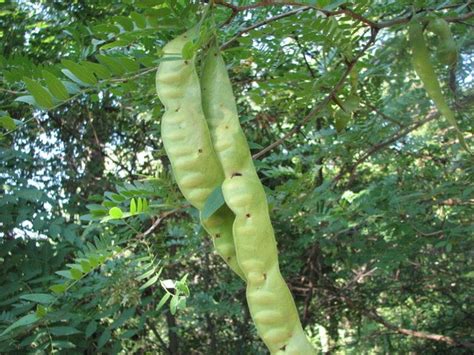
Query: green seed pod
408 20 470 153
156 29 244 278
201 43 315 354
427 18 458 66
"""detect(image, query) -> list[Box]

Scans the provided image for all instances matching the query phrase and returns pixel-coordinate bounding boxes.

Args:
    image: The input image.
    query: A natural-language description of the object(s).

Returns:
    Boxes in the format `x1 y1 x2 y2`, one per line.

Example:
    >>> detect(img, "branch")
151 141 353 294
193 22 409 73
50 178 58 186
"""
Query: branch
376 11 474 28
215 0 473 31
332 110 439 185
146 319 171 354
136 208 185 239
0 87 25 95
365 101 406 128
314 279 474 349
293 35 316 78
365 307 474 350
221 7 311 49
252 27 379 160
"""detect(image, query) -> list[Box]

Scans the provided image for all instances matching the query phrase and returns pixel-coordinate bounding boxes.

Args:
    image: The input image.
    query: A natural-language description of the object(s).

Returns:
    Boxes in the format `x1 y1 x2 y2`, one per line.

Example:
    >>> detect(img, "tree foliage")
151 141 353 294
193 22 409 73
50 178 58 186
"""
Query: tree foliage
0 0 473 353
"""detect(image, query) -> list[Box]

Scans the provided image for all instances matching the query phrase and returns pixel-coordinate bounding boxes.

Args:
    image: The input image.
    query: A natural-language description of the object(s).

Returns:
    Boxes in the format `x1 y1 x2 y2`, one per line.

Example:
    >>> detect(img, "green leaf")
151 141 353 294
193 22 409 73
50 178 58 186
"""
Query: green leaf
114 15 134 31
109 206 124 219
156 292 171 311
50 283 68 294
42 70 69 100
101 40 130 50
175 277 189 297
139 273 160 290
85 321 97 338
69 268 83 280
61 60 97 85
131 12 147 28
130 198 137 214
80 259 92 273
97 329 111 349
136 265 157 281
176 296 186 311
136 0 164 8
14 95 37 106
36 304 48 318
62 80 81 94
61 69 91 86
0 116 16 130
49 326 81 336
23 78 54 109
181 41 195 60
55 270 74 280
116 56 139 72
170 294 179 315
96 55 126 75
0 313 39 336
80 61 111 79
88 255 100 267
202 186 225 219
20 293 55 304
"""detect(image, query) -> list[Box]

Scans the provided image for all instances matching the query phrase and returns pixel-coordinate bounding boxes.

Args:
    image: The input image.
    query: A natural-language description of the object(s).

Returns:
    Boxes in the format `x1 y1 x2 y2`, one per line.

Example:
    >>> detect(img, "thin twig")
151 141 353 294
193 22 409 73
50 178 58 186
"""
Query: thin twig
137 208 184 239
333 110 439 185
0 87 25 95
221 7 311 49
252 27 379 160
365 102 405 128
215 0 473 30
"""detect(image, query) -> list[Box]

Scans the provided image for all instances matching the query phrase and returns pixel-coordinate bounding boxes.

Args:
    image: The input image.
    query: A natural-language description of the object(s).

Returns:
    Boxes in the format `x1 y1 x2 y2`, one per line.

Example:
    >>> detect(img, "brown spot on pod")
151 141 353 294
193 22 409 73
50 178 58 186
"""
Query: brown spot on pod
175 107 180 112
279 345 287 351
184 60 189 65
263 273 267 280
215 233 221 238
231 172 242 178
198 148 203 153
246 213 251 218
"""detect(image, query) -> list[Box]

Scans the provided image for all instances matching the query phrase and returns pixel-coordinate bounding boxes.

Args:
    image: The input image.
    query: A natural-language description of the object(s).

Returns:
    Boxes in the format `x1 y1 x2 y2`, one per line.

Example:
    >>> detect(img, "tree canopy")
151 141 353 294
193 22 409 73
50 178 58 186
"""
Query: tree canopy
0 0 473 353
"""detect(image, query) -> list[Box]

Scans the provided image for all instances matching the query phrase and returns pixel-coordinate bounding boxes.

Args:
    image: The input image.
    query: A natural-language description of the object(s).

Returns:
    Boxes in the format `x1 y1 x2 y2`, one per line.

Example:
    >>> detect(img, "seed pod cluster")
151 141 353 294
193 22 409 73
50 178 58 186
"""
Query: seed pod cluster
201 43 315 354
156 29 314 353
156 28 244 279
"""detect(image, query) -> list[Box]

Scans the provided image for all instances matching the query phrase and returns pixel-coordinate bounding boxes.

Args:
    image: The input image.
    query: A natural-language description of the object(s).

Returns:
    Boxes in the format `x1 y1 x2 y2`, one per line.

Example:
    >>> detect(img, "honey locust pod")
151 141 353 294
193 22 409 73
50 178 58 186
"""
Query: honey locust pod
201 42 315 354
156 29 244 279
427 17 458 67
408 20 470 153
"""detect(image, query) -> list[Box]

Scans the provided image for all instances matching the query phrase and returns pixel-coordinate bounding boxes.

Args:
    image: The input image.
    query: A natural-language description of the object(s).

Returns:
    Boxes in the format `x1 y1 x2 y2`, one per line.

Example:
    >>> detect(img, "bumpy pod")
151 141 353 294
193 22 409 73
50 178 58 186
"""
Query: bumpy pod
156 30 244 279
201 44 315 354
408 20 470 153
427 18 458 66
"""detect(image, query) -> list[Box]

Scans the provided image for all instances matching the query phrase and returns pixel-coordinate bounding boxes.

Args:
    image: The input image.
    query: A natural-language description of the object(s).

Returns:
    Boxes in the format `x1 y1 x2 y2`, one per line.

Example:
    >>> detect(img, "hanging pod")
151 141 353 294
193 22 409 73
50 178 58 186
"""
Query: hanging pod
201 42 315 354
156 28 244 279
408 20 470 153
427 17 458 67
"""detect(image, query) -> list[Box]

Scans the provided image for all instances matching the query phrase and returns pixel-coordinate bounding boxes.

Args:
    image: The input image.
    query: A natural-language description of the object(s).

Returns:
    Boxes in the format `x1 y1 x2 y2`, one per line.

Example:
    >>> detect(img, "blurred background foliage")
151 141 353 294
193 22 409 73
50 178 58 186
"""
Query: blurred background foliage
0 0 473 353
